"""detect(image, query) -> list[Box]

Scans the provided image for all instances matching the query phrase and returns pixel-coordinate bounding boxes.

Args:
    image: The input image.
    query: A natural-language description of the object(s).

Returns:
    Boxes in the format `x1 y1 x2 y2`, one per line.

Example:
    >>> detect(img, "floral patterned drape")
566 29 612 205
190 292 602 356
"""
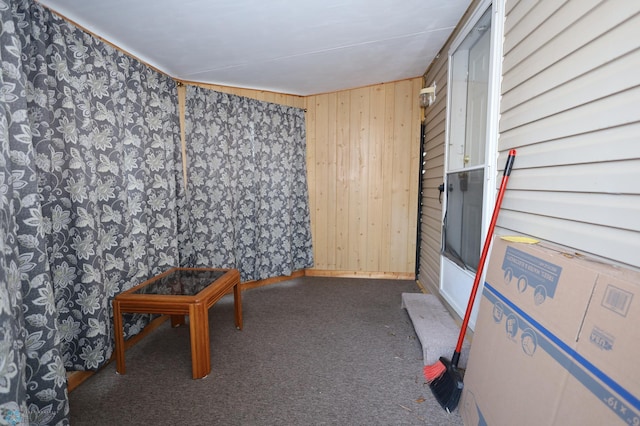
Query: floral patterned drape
0 3 68 424
1 1 182 424
180 86 313 282
28 10 182 371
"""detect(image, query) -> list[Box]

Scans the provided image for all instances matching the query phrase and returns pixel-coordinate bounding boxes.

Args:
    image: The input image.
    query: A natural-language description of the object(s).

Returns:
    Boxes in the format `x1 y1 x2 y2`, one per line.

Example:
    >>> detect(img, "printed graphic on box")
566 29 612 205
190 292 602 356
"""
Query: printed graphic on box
585 284 634 354
501 246 563 305
602 284 634 317
493 302 539 356
590 326 615 351
484 284 640 425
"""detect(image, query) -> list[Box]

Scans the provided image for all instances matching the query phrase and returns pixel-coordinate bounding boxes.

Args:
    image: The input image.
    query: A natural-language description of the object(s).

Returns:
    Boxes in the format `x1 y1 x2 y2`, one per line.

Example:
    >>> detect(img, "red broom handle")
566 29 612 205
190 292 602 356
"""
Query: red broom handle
452 149 516 364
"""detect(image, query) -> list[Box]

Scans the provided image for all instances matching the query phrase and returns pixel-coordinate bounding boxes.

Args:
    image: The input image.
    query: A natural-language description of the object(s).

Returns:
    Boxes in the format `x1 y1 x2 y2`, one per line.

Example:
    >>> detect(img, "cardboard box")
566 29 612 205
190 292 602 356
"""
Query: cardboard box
460 237 640 426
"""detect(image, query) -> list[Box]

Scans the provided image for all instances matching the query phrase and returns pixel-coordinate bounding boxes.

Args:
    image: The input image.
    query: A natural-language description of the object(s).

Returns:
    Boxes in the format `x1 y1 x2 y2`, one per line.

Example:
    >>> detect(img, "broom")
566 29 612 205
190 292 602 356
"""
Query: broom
424 149 516 413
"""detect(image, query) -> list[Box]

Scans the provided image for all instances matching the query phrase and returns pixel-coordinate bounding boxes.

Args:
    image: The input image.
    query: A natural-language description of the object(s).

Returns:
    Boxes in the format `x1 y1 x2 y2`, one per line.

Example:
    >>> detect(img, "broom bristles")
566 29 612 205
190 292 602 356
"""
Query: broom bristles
429 357 464 413
423 359 447 382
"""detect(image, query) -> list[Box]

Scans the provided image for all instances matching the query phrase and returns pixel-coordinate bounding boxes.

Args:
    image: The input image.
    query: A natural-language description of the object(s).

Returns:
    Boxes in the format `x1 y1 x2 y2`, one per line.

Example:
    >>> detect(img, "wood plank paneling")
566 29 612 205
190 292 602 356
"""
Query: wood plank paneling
326 94 338 270
312 94 329 269
381 84 396 273
390 80 418 272
349 87 369 270
367 85 386 271
335 90 351 270
306 79 422 276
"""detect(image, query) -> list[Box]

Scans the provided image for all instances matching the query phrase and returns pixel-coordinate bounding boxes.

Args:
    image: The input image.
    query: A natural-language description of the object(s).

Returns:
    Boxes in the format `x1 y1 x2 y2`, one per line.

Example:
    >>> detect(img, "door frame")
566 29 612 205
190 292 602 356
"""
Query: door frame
439 0 505 328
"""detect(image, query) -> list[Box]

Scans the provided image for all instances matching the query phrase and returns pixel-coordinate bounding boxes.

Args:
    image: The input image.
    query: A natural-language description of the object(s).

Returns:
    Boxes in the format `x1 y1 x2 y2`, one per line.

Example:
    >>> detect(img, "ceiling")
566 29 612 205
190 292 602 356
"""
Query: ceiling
36 0 470 96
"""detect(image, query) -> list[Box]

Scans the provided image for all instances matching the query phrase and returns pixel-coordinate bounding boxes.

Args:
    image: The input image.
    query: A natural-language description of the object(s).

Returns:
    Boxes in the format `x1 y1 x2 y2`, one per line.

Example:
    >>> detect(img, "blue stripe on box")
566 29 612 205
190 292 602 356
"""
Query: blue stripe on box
483 283 640 423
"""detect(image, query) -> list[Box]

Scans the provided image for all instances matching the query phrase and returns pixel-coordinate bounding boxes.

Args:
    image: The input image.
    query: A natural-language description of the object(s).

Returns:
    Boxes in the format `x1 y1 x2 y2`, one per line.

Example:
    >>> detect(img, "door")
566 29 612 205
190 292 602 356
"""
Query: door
440 5 500 326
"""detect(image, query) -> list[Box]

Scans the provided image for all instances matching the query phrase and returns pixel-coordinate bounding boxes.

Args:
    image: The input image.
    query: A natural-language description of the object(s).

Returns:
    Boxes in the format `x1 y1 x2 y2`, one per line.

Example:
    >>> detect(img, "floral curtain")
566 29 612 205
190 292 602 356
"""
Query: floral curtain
180 86 313 281
1 1 182 424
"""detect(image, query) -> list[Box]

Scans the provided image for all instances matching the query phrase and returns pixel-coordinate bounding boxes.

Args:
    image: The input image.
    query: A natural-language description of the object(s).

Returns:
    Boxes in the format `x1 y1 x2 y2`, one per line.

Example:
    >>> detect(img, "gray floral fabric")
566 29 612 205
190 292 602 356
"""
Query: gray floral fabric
1 1 182 424
1 0 314 423
180 86 313 281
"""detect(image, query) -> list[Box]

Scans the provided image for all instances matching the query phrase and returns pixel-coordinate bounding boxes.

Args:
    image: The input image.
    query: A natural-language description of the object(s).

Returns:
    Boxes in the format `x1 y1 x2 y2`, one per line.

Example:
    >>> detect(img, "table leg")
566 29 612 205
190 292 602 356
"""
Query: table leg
234 282 243 330
188 302 211 379
113 300 126 375
171 315 185 327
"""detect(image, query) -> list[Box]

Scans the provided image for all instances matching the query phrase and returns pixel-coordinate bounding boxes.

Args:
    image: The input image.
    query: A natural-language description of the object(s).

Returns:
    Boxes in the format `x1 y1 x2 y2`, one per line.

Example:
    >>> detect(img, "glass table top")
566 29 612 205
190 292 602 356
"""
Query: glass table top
132 269 227 296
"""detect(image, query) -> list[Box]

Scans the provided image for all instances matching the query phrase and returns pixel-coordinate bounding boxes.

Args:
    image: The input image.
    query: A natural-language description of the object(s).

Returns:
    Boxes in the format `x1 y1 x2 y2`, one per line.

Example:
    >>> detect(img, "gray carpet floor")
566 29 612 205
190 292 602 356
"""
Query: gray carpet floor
69 276 464 425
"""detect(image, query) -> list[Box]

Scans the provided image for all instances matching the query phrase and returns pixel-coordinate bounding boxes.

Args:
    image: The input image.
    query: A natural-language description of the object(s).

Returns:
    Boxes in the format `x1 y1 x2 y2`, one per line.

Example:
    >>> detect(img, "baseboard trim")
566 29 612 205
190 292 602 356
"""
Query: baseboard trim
305 269 415 280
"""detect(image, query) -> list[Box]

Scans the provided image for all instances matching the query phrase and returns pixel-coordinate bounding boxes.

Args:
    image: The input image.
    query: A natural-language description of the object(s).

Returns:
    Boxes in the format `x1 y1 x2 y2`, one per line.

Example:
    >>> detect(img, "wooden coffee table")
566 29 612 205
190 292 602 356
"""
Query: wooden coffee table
112 267 242 379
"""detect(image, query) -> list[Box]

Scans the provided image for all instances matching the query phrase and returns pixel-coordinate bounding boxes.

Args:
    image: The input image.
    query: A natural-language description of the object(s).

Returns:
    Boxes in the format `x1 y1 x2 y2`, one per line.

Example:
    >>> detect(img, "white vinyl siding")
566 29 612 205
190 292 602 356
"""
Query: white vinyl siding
497 0 640 268
417 59 448 291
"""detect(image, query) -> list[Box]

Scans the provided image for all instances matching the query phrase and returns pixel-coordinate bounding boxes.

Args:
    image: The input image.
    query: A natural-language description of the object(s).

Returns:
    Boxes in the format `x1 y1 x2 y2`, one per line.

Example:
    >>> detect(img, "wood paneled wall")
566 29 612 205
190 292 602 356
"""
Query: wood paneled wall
305 79 423 278
181 79 423 279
